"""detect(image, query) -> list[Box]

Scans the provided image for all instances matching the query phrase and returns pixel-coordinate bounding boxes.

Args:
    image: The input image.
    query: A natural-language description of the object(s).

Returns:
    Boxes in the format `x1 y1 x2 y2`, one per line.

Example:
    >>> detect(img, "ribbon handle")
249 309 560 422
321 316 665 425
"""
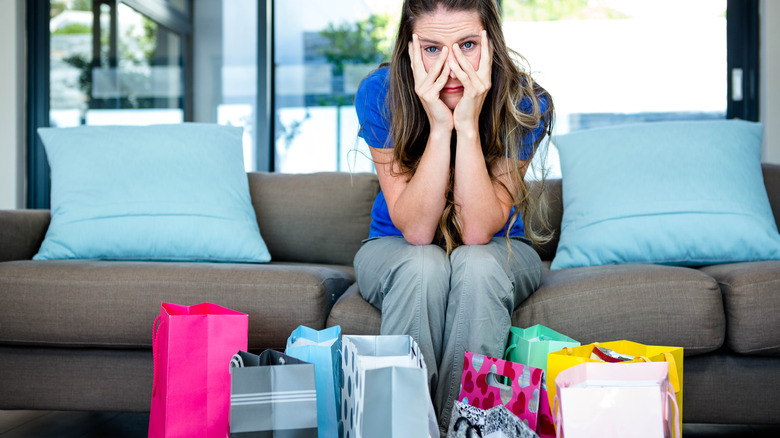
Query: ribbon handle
151 315 163 397
662 352 681 393
666 384 681 438
504 343 517 359
230 353 244 370
553 394 562 438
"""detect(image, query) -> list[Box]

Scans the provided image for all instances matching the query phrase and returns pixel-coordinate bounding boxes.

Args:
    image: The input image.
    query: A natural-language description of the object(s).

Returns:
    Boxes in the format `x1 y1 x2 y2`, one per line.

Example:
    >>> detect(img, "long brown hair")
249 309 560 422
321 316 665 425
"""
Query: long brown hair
384 0 554 253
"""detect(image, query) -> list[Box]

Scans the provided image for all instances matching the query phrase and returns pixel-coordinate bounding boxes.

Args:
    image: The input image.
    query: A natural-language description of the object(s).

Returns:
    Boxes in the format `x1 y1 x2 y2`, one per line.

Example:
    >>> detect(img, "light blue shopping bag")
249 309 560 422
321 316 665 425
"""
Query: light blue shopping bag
285 325 342 438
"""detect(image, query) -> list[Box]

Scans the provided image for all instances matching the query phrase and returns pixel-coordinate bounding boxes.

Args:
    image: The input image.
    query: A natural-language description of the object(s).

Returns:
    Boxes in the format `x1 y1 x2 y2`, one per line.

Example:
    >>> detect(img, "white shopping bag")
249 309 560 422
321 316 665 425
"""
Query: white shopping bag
554 362 680 438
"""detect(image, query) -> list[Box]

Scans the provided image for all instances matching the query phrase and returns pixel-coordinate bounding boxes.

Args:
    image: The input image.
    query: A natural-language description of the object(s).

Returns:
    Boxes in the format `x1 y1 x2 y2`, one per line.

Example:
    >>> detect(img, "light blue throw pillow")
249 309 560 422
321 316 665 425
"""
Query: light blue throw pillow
34 123 271 262
551 120 780 270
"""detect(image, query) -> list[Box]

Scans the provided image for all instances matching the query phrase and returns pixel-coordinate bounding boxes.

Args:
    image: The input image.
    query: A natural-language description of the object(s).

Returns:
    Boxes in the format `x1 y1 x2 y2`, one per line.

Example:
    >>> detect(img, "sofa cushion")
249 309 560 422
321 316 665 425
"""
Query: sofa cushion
0 260 353 350
551 120 780 269
326 283 381 335
35 124 270 263
513 262 725 356
249 172 379 266
700 261 780 356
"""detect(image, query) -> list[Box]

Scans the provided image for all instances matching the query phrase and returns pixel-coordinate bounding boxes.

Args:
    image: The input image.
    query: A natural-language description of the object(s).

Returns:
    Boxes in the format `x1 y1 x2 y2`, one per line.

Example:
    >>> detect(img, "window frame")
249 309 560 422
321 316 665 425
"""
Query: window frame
27 0 193 209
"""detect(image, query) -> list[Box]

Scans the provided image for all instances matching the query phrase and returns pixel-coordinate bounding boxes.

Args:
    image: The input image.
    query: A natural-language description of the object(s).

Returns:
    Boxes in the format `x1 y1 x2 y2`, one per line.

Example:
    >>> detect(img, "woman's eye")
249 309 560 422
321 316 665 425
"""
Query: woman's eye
423 46 440 54
461 41 475 50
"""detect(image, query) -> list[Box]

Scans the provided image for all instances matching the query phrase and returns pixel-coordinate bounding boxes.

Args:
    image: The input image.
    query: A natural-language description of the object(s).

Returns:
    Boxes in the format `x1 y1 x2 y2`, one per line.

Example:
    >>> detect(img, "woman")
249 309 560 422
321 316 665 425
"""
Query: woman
353 0 553 432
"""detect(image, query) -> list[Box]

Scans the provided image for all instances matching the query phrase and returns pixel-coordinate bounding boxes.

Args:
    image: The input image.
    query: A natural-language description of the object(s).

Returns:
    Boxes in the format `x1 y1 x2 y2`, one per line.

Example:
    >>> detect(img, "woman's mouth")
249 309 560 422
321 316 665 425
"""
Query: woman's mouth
442 86 464 93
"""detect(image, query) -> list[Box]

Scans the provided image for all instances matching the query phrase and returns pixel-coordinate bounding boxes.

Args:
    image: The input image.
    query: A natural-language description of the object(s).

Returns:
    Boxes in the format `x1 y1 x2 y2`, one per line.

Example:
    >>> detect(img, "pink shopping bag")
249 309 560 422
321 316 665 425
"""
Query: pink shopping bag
458 351 544 430
148 302 248 438
553 362 680 438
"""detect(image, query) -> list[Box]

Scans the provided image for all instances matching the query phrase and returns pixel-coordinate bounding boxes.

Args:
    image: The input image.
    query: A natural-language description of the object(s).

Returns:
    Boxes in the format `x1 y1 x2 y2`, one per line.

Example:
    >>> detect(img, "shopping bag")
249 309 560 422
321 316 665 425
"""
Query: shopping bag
448 400 540 438
546 341 683 427
229 350 318 437
553 362 680 438
340 334 439 438
505 325 580 371
284 325 341 438
504 325 580 438
458 351 544 430
148 302 248 438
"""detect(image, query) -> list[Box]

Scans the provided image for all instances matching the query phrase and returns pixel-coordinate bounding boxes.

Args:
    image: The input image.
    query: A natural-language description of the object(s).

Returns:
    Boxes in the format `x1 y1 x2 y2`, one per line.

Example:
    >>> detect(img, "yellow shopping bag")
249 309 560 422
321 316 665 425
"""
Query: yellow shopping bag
546 340 683 429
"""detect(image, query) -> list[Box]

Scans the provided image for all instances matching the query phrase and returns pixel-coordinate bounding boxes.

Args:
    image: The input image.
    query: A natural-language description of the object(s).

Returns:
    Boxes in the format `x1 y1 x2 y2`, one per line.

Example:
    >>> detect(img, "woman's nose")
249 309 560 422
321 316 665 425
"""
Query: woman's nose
447 49 457 78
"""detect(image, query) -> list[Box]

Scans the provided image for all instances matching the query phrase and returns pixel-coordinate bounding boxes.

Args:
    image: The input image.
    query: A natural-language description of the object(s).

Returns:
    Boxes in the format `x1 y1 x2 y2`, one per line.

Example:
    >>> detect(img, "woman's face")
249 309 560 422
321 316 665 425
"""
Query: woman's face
413 6 484 110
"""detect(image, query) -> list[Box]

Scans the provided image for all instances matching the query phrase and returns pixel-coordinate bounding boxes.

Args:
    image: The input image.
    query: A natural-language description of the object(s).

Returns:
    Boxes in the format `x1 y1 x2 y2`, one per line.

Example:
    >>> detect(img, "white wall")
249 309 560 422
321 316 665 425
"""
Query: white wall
0 0 24 209
761 0 780 163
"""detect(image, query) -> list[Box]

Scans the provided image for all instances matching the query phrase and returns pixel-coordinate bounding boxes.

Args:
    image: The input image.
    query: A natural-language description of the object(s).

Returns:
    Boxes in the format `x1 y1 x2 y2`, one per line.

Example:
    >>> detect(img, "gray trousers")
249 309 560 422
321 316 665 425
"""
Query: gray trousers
353 236 543 434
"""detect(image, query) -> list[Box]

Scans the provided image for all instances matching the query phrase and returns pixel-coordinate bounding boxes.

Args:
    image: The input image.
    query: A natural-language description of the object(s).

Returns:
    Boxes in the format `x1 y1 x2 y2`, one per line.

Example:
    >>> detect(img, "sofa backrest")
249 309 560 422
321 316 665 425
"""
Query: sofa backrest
248 171 380 266
7 164 776 265
248 163 780 265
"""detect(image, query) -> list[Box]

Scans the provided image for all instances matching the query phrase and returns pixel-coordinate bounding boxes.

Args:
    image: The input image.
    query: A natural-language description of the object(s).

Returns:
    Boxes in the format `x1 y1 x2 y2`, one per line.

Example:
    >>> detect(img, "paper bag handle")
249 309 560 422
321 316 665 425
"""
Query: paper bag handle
661 352 681 394
505 343 517 359
452 417 482 438
151 315 162 397
230 353 244 370
666 384 681 438
553 394 562 438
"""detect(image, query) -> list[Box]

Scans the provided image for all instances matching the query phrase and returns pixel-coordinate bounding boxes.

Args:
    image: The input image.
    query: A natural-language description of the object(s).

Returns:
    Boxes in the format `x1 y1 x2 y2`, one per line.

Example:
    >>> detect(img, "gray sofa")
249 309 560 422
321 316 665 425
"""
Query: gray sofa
1 166 779 426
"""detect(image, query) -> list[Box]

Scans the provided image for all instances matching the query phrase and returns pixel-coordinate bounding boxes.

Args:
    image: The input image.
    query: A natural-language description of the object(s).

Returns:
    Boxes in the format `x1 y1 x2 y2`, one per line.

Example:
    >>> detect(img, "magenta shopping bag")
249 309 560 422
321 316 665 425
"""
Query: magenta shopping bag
458 351 544 431
148 302 248 438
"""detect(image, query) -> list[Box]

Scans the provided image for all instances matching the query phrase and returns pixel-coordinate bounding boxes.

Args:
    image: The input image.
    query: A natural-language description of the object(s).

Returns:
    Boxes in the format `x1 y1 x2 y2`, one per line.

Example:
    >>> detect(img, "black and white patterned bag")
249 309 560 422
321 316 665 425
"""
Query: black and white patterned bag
448 400 539 438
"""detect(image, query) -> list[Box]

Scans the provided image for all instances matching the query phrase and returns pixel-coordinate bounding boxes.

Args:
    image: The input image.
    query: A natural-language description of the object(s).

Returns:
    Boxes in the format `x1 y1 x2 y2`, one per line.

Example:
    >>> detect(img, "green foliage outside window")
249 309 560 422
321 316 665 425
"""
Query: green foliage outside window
52 23 91 35
502 0 628 21
319 14 394 75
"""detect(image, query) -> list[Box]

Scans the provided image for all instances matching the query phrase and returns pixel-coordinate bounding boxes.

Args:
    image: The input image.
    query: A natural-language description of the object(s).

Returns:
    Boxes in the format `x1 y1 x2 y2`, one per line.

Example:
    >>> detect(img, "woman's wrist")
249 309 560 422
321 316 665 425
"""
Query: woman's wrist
429 124 454 141
454 123 479 140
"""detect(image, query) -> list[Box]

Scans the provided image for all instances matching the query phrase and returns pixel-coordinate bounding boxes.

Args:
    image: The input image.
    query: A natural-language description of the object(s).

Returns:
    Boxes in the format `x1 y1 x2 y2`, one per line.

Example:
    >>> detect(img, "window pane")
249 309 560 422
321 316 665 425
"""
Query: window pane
274 0 402 173
50 0 93 127
50 1 185 128
192 0 257 171
502 0 727 177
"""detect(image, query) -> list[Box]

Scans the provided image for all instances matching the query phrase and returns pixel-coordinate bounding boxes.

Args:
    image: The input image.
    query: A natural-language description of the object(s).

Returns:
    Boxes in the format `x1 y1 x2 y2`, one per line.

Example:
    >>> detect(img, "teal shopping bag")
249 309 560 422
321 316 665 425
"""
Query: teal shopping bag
285 325 341 438
504 325 579 438
505 324 580 371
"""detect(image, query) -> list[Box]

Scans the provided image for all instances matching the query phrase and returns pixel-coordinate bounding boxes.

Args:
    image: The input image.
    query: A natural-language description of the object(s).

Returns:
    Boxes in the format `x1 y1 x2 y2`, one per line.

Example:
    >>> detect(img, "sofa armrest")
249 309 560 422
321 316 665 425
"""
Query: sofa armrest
0 209 50 262
763 163 780 231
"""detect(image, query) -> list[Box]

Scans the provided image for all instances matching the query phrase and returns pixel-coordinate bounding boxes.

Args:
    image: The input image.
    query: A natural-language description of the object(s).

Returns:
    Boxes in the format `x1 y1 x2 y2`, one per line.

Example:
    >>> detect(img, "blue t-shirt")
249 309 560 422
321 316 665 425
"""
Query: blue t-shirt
355 66 549 239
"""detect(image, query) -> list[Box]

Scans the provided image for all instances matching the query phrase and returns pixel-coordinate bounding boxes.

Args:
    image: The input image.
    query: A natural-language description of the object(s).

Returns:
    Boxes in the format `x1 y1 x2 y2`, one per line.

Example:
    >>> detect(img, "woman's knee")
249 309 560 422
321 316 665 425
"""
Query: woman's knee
450 243 508 283
390 244 450 293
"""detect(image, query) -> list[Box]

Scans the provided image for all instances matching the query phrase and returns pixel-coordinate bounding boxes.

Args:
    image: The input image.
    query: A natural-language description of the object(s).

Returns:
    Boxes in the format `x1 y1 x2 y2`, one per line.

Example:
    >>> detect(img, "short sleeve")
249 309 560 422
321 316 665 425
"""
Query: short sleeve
355 67 391 149
517 91 551 161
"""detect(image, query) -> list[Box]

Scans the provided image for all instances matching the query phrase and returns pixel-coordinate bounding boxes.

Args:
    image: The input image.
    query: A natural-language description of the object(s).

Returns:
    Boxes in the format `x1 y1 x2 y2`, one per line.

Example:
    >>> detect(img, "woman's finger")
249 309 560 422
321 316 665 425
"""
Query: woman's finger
448 54 470 86
410 35 448 89
478 30 493 81
408 37 423 82
451 43 476 76
434 60 451 90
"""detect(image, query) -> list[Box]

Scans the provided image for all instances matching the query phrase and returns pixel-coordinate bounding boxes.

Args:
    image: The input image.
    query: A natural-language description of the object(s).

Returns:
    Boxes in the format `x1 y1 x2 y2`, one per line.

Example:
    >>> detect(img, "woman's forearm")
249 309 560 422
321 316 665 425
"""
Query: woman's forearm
453 128 510 244
389 127 452 244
